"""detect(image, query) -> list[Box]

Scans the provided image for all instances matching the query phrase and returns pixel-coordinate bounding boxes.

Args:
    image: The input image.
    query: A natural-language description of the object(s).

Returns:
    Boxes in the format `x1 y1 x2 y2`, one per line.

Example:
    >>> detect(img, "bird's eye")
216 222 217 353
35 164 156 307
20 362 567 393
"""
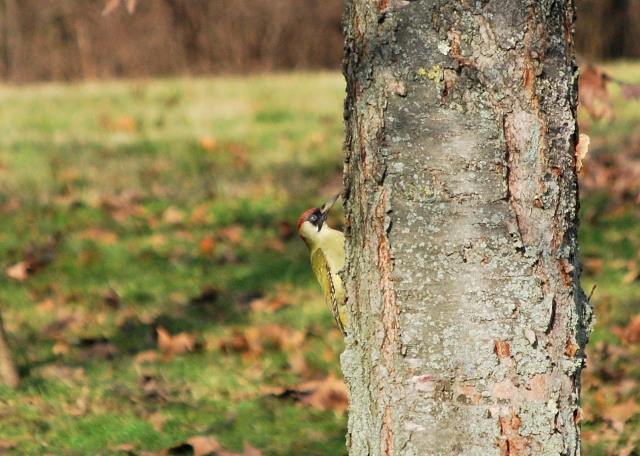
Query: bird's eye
309 215 317 222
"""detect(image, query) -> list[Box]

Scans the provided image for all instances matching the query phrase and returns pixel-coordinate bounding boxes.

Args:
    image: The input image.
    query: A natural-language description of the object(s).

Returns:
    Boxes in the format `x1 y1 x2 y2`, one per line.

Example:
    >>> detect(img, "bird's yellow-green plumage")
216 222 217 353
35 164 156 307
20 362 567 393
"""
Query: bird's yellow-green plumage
298 194 347 335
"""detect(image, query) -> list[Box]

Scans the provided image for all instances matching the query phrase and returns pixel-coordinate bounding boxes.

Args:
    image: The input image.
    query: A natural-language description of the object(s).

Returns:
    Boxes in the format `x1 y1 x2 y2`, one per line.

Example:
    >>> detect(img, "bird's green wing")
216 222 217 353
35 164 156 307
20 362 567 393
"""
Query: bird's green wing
311 248 347 335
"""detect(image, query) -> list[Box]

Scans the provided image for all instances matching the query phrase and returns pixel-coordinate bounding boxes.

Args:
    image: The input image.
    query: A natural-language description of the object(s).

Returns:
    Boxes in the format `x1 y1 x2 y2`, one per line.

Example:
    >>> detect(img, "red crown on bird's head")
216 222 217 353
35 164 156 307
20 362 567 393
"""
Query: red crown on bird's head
297 208 316 236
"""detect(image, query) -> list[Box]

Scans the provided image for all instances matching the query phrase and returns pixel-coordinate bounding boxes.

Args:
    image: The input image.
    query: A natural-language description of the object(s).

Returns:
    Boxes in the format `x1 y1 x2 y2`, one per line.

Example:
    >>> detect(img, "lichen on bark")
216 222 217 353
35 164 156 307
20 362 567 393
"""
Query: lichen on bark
342 1 592 455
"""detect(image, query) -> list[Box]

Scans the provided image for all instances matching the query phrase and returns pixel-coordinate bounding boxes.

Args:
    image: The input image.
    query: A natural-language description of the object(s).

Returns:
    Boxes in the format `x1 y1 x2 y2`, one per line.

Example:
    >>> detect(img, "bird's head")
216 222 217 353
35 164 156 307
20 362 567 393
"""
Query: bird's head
297 193 340 246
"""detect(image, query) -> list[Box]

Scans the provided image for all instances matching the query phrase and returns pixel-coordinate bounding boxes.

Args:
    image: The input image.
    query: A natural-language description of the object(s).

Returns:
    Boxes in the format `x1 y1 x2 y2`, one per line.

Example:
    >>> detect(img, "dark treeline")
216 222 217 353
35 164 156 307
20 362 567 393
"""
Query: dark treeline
0 0 636 83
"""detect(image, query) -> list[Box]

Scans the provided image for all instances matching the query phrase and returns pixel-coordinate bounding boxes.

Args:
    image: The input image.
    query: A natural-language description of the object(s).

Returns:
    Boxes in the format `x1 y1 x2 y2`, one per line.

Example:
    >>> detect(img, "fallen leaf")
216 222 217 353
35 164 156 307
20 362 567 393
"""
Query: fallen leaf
157 327 195 360
135 350 159 364
0 440 17 450
198 136 219 152
578 64 614 121
262 374 348 412
190 205 211 224
619 314 640 344
139 375 175 403
218 225 243 244
622 269 639 284
165 435 221 456
199 236 216 257
601 399 640 433
277 220 295 240
162 206 185 225
249 298 290 313
265 239 286 253
218 442 263 456
52 341 71 356
6 261 29 281
77 228 119 245
287 351 308 376
575 133 590 172
114 443 135 452
298 374 348 412
149 411 165 431
621 83 640 100
101 288 121 309
79 339 119 361
582 257 603 276
35 365 86 387
99 114 137 132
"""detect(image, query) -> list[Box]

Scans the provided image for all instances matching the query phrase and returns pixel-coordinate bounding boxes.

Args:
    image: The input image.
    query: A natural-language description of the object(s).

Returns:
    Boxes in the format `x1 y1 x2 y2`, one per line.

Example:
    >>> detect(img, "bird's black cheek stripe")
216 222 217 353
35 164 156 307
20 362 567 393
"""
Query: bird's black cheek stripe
308 208 324 229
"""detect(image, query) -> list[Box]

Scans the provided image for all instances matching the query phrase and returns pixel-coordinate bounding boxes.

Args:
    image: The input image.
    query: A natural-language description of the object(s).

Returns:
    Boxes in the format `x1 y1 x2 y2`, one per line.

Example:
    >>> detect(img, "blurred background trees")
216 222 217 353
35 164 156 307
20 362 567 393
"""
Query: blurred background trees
0 0 634 83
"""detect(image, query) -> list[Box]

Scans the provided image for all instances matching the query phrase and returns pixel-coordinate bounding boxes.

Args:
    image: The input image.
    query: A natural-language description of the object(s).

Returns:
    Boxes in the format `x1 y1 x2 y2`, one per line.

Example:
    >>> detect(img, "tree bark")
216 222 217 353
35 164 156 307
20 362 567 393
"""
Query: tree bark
2 0 21 82
0 311 19 388
341 1 593 455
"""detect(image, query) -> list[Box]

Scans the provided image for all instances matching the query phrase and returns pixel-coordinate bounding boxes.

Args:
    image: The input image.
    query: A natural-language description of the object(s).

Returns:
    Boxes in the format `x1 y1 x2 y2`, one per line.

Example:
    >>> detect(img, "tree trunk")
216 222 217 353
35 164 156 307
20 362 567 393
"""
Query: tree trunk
341 1 593 454
2 0 21 82
0 311 19 388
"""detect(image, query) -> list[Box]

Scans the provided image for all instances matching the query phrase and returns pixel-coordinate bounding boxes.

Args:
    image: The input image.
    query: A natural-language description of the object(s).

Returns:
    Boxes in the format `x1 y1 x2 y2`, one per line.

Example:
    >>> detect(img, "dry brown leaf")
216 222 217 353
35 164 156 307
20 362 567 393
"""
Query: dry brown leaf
186 436 221 456
162 206 185 225
164 435 221 456
190 205 211 224
262 374 348 412
575 133 590 172
198 136 219 152
218 225 244 244
114 443 135 452
219 331 261 356
621 83 640 100
79 340 118 361
2 198 21 214
77 228 119 245
199 236 216 257
149 411 165 432
582 257 603 276
6 261 29 281
218 442 263 456
36 365 86 387
277 221 295 240
99 114 137 132
287 351 308 376
618 442 637 456
101 288 121 309
601 399 640 433
578 64 614 121
249 298 290 313
265 239 287 253
134 350 159 364
52 341 71 356
0 439 17 451
298 374 348 412
622 269 639 284
619 314 640 344
157 327 195 360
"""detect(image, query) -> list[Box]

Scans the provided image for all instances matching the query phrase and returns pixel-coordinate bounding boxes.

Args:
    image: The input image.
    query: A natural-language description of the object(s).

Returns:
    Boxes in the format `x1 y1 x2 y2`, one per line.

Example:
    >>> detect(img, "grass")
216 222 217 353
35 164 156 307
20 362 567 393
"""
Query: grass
0 65 639 454
0 73 347 455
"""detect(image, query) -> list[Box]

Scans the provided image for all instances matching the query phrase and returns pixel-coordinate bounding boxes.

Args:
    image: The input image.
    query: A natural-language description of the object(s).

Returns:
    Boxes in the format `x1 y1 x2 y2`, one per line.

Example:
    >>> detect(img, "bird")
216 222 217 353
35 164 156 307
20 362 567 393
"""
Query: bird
297 193 347 335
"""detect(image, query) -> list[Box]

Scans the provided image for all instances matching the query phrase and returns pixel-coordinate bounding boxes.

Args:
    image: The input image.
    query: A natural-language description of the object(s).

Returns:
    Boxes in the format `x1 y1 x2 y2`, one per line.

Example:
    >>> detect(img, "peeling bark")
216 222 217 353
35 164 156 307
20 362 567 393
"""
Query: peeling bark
341 1 593 454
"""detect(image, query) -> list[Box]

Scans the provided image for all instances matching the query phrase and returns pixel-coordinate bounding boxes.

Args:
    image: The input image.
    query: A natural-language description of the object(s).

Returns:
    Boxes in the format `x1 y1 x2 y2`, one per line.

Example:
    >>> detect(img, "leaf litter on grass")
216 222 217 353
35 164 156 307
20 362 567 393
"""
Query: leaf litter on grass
578 61 640 454
0 73 348 455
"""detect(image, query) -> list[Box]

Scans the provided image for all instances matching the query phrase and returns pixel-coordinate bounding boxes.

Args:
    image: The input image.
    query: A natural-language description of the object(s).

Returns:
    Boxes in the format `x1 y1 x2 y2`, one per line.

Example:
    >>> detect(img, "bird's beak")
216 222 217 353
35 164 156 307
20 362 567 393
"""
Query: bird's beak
317 193 341 230
320 193 341 215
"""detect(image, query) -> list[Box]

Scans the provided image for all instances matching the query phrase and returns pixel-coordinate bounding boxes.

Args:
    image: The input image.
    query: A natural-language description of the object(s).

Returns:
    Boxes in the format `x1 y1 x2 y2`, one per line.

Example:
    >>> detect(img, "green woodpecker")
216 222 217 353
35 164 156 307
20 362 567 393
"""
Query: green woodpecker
298 194 347 335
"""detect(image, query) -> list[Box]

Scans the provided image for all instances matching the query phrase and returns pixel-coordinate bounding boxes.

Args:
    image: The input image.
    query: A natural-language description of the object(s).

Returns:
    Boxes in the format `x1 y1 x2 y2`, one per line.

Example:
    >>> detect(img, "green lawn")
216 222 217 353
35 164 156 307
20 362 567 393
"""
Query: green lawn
0 66 639 454
0 73 347 455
